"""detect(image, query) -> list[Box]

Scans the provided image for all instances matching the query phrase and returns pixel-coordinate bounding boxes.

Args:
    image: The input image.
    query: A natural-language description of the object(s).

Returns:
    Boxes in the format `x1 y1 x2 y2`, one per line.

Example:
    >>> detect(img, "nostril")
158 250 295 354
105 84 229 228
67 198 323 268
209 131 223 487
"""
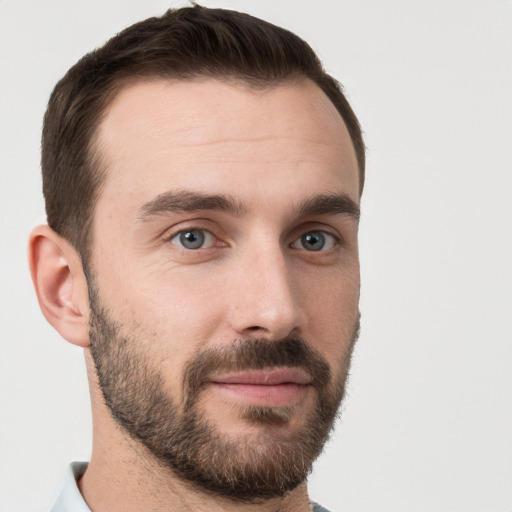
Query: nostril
247 326 261 331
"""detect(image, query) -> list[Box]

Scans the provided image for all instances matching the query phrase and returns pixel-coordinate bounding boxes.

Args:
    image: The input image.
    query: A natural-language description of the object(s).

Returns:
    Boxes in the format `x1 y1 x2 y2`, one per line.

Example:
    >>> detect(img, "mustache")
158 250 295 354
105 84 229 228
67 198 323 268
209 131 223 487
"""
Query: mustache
182 337 332 407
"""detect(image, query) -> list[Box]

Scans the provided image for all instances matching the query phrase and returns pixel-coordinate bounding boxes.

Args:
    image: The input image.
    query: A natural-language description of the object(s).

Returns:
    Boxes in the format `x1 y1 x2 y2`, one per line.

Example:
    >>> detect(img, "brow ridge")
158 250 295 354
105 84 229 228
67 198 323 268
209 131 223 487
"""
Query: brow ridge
138 190 359 222
297 193 360 220
138 190 247 220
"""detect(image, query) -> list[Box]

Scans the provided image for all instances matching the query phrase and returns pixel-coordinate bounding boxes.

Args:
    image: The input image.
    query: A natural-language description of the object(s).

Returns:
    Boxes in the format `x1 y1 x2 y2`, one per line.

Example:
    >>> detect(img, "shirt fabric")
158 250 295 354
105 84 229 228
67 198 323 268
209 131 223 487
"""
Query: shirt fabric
50 462 333 512
50 462 90 512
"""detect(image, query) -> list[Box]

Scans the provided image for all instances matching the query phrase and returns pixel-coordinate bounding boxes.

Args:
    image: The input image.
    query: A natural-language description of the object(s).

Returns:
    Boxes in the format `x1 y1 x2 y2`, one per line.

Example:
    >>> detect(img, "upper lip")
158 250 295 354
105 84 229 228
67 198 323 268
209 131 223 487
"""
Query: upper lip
210 367 311 386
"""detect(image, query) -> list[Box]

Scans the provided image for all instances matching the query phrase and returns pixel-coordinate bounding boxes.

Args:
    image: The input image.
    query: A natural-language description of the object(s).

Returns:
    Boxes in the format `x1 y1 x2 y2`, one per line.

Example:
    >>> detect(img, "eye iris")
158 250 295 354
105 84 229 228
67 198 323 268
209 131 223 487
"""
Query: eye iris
302 232 325 251
180 230 205 249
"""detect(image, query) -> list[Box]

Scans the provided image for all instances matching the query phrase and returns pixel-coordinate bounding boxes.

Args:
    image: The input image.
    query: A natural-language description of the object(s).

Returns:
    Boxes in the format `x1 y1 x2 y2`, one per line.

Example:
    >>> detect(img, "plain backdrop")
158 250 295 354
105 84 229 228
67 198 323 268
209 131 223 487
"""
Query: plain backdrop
1 1 511 511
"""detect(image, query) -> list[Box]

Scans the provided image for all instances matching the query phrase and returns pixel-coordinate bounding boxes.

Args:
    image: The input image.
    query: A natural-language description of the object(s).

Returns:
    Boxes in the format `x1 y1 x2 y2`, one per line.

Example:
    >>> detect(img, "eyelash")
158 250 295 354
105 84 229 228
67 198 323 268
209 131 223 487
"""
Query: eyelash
167 227 339 253
291 231 338 252
168 229 217 250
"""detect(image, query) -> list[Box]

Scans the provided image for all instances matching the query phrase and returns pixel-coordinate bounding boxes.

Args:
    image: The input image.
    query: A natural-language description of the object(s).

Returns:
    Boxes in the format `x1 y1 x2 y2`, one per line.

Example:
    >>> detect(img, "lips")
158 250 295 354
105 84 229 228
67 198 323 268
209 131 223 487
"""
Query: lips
212 367 311 386
209 368 312 406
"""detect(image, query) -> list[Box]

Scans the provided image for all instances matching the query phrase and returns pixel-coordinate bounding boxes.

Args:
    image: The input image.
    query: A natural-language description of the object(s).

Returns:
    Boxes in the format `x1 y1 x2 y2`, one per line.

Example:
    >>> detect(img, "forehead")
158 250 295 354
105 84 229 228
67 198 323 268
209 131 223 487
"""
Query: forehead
94 78 359 215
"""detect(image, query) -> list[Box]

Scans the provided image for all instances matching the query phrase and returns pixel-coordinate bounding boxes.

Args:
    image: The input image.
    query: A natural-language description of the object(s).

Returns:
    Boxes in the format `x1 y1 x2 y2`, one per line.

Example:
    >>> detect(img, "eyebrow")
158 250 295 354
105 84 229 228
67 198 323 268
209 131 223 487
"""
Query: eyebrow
138 190 247 220
297 194 360 220
138 189 360 222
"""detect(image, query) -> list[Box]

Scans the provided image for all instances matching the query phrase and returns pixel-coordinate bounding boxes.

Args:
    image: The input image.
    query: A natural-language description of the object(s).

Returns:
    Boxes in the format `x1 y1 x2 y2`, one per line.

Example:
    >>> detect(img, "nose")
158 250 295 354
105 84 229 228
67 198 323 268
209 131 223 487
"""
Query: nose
227 241 306 340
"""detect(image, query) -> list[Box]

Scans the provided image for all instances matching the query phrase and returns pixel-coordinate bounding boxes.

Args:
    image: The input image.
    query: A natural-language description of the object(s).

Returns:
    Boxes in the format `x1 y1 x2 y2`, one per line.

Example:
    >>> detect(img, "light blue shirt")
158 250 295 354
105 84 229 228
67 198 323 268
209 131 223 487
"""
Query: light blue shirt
50 462 333 512
50 461 90 512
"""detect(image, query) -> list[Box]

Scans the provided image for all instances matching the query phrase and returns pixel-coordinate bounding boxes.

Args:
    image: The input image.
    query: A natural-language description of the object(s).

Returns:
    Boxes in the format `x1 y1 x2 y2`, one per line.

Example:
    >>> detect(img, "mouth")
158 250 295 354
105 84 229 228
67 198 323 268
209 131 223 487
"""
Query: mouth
209 367 312 407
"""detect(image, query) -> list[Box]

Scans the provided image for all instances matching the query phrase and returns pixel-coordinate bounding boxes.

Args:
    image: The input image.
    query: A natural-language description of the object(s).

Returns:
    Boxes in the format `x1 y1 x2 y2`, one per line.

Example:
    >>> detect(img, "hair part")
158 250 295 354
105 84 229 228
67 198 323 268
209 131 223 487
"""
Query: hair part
42 5 365 263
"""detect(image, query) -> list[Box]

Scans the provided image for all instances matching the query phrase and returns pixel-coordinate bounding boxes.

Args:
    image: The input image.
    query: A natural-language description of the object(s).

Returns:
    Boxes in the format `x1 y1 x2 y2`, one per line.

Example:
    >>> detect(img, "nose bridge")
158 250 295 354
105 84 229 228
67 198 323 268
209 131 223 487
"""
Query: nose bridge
229 236 303 339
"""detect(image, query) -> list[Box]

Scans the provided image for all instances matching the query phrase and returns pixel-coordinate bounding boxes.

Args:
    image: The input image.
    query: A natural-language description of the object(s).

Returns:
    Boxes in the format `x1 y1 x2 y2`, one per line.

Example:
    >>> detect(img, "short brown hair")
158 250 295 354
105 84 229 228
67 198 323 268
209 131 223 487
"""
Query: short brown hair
42 5 365 262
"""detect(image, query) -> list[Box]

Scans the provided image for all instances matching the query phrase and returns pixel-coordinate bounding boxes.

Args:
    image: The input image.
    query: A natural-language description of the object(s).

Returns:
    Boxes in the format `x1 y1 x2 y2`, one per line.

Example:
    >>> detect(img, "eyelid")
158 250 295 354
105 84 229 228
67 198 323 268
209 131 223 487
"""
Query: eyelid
290 230 339 251
168 228 216 249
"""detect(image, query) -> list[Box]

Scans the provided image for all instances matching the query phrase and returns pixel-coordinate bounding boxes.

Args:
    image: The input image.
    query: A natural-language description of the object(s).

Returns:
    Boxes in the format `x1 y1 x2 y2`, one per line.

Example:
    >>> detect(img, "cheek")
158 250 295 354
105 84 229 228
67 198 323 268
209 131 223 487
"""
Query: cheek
301 265 360 350
93 263 229 385
139 276 230 393
97 252 226 329
130 281 225 360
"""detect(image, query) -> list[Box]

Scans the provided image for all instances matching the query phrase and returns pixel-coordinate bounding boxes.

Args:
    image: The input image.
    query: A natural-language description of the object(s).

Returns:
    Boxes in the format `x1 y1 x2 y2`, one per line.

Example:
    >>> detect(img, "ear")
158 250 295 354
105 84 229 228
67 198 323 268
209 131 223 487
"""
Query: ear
28 225 90 347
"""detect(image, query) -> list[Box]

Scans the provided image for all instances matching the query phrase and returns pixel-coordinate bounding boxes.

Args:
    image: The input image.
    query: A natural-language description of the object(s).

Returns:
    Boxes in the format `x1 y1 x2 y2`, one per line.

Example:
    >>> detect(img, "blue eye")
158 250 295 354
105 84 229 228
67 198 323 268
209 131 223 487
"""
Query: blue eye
170 229 214 250
293 231 336 251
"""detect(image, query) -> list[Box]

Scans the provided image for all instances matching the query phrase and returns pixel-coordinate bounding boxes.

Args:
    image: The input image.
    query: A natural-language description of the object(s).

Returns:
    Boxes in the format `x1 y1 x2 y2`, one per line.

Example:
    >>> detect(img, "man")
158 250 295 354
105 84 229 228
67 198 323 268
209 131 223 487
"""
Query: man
29 5 365 511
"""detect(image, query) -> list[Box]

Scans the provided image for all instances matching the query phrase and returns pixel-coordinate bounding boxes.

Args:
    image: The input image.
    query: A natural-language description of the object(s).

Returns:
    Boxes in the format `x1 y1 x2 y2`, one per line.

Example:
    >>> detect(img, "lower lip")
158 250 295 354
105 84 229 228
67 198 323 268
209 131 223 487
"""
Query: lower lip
210 382 309 407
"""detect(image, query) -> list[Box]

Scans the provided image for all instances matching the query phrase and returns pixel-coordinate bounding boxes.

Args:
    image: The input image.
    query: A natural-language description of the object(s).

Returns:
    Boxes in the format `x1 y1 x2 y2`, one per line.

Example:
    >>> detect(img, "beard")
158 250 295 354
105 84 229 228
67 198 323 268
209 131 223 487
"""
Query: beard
88 283 359 502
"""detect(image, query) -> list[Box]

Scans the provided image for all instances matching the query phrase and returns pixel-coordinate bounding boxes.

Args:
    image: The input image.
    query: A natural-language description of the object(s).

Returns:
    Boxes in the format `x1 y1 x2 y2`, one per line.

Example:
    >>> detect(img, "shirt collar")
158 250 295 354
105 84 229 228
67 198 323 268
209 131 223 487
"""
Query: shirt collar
50 461 90 512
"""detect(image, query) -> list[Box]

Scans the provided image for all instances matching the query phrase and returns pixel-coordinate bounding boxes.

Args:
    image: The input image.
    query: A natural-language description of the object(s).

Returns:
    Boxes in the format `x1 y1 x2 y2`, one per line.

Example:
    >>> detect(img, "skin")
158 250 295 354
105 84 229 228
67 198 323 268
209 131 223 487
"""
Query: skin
29 78 361 512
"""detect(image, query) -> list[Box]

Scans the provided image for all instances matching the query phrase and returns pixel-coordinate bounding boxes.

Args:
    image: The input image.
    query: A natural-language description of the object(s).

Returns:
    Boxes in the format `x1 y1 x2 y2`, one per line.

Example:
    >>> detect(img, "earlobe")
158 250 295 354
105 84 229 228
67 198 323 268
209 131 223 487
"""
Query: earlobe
28 225 90 347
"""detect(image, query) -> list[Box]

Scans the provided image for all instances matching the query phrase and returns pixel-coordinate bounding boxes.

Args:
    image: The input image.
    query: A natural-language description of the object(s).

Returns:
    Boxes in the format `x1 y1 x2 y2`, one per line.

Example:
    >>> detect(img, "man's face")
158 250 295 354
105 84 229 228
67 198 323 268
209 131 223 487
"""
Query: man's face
87 79 361 499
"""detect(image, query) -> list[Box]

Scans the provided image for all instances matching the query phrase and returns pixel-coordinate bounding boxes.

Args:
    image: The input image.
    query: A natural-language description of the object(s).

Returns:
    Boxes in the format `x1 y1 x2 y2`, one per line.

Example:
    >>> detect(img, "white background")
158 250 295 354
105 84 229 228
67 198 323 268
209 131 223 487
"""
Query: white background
0 1 511 511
